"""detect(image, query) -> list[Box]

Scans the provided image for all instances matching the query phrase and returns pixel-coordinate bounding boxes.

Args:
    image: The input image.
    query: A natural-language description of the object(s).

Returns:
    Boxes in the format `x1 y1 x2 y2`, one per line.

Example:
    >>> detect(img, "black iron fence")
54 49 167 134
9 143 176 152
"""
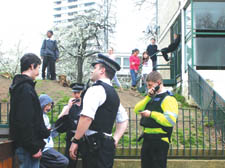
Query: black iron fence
188 65 225 139
1 104 224 159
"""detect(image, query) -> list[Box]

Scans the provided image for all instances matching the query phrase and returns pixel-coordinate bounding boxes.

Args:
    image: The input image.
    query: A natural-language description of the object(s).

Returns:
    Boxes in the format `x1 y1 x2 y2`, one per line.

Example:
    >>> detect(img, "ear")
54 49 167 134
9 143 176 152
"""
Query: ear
30 64 34 70
100 66 106 74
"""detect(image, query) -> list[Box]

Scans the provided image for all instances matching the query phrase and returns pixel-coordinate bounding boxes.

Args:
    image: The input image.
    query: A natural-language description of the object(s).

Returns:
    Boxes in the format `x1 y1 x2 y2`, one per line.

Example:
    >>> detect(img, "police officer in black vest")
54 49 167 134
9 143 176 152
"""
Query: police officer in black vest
58 83 84 168
134 71 178 168
69 54 128 168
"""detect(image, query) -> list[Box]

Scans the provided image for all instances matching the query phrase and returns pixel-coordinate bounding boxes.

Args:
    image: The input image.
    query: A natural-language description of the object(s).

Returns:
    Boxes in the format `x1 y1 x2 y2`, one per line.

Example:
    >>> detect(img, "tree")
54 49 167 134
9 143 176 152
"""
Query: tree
54 2 116 83
0 40 25 77
133 0 158 40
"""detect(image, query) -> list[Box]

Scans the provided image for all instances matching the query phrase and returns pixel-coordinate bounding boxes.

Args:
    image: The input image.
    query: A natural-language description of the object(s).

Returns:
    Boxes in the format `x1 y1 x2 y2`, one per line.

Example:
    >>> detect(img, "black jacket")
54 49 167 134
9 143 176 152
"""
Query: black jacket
146 44 158 61
161 35 181 61
9 74 50 155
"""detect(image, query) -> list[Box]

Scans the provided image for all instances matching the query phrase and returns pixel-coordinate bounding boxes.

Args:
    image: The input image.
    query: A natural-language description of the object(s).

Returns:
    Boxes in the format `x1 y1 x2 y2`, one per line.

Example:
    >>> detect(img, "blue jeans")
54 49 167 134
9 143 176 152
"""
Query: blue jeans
130 69 137 87
113 73 121 88
15 147 40 168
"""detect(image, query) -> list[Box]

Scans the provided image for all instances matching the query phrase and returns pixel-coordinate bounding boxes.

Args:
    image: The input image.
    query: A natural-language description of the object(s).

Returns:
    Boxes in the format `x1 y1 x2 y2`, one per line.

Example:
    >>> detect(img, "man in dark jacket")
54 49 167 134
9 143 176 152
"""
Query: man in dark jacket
161 33 181 61
9 53 50 168
146 38 158 71
57 83 84 168
41 30 59 80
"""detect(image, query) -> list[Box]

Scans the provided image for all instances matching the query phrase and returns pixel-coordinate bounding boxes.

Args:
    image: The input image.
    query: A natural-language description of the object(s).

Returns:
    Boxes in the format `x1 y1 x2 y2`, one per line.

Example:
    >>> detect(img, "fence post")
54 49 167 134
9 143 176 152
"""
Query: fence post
0 103 1 123
182 109 185 156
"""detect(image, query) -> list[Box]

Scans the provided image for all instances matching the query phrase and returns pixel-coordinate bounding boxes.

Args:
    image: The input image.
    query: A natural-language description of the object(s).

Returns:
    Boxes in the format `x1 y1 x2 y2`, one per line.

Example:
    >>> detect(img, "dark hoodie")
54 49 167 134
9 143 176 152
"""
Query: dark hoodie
9 74 50 155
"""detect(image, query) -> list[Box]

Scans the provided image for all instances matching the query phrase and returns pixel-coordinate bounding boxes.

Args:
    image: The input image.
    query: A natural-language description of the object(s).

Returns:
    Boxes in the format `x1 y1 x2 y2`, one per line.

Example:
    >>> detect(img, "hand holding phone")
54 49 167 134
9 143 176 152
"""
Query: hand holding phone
148 84 160 96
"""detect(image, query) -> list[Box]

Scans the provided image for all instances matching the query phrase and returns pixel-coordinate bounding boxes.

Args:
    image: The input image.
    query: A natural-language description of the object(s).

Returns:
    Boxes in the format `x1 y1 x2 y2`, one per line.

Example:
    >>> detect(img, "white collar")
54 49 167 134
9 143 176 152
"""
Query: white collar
97 78 112 86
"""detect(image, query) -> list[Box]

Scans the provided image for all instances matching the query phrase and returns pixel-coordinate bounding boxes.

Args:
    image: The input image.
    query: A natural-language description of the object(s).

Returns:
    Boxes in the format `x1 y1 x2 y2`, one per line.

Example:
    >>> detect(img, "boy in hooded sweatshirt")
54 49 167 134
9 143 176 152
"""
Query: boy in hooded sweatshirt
39 94 69 168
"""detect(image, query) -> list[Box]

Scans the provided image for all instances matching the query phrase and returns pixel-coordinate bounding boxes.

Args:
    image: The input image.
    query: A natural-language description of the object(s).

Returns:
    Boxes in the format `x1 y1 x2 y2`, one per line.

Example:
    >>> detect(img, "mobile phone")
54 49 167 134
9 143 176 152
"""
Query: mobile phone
154 85 160 93
72 99 80 103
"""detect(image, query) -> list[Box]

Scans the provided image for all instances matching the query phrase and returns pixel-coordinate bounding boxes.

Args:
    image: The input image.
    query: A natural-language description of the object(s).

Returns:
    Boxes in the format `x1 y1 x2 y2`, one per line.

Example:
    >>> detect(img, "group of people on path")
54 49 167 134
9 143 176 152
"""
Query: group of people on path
9 52 178 168
9 30 180 168
129 34 181 91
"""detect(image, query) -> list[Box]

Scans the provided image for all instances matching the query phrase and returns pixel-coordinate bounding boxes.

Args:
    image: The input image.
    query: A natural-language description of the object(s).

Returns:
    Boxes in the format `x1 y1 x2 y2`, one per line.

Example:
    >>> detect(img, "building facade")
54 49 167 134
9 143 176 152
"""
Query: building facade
156 0 225 98
53 0 101 25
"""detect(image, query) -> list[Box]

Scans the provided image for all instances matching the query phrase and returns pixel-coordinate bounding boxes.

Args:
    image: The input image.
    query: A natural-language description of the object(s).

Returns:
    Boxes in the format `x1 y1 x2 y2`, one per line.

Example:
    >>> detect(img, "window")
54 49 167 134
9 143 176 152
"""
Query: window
68 5 77 9
185 40 192 70
194 37 225 69
68 0 77 2
54 7 61 11
115 58 121 66
84 2 95 7
54 14 61 18
54 1 61 5
185 4 191 36
68 18 75 22
193 2 225 31
123 58 130 69
68 11 77 16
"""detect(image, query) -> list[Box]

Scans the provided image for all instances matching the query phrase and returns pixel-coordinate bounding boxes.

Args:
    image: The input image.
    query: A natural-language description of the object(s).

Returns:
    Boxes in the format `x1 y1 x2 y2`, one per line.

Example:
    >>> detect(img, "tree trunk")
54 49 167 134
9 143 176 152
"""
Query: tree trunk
76 56 84 83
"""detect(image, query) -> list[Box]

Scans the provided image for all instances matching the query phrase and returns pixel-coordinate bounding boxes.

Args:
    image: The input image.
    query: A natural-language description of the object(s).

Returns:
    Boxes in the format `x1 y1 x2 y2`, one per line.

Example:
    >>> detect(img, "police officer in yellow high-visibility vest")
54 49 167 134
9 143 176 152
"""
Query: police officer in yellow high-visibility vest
134 71 178 168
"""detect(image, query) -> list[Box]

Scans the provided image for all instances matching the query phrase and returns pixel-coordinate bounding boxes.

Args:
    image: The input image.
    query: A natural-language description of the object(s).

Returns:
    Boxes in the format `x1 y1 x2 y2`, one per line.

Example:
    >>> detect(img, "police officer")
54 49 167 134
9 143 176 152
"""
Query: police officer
134 71 178 168
69 54 128 168
58 83 84 168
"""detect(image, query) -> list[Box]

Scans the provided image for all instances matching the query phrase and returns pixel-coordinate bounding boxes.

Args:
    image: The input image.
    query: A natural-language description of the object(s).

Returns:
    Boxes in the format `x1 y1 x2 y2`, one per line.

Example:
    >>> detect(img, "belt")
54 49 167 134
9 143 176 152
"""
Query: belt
87 132 113 141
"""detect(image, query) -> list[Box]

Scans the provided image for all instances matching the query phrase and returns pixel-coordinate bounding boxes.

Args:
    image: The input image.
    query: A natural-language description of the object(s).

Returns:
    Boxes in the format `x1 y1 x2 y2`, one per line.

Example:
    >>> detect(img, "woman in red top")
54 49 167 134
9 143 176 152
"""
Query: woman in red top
129 48 140 89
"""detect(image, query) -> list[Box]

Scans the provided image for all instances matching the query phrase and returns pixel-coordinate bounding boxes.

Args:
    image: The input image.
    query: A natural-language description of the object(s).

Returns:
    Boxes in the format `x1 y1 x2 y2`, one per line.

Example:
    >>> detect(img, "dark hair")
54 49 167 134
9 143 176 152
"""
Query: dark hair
132 48 139 54
99 64 115 80
47 30 53 35
20 53 41 73
146 71 163 83
142 51 149 62
151 38 156 41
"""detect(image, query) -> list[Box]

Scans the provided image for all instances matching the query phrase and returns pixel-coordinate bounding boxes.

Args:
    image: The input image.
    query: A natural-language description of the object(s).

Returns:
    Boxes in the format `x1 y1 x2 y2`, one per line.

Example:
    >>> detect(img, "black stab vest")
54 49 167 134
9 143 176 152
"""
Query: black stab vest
89 80 120 134
68 104 82 130
141 91 173 141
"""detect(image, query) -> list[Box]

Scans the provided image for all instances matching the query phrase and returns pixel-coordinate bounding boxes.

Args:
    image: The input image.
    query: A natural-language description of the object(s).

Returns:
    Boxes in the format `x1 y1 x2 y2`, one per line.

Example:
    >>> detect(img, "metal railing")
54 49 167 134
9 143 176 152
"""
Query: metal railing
1 104 224 159
188 65 225 137
49 105 225 159
0 103 9 128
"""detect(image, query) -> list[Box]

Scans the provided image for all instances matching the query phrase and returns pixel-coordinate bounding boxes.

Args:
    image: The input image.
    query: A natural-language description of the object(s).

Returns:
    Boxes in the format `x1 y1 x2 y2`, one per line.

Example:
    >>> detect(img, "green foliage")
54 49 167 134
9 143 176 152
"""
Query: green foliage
1 98 8 103
174 93 190 107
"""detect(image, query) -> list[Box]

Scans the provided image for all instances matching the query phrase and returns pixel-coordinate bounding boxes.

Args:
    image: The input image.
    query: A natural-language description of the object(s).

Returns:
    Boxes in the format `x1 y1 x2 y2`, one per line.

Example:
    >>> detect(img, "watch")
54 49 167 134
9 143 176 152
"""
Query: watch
71 137 80 144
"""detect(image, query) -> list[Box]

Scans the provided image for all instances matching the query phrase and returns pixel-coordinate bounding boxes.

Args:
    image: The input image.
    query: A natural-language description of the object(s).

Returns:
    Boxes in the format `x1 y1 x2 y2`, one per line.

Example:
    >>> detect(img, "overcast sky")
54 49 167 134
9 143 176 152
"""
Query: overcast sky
0 0 53 55
0 0 153 55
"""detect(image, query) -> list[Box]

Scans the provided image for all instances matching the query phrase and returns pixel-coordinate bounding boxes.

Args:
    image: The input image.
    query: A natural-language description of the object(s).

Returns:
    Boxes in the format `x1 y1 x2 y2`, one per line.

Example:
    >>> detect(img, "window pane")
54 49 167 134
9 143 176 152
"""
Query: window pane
194 37 225 68
123 58 130 67
115 58 121 66
68 0 77 2
193 2 225 30
186 39 192 69
185 4 191 35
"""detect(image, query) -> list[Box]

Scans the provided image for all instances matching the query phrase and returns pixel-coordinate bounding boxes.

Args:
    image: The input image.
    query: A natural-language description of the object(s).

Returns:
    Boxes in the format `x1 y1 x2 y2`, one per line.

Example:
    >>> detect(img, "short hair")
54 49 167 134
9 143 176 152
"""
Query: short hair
151 38 156 41
132 48 139 54
20 53 41 73
47 30 53 35
99 63 115 80
146 71 163 83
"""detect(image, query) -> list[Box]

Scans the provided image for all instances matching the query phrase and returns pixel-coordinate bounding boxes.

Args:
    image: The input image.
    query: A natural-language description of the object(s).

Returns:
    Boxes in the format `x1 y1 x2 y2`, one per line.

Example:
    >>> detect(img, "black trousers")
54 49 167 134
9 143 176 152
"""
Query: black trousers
42 56 56 80
151 59 157 71
81 136 115 168
40 148 69 168
65 132 78 168
141 137 169 168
